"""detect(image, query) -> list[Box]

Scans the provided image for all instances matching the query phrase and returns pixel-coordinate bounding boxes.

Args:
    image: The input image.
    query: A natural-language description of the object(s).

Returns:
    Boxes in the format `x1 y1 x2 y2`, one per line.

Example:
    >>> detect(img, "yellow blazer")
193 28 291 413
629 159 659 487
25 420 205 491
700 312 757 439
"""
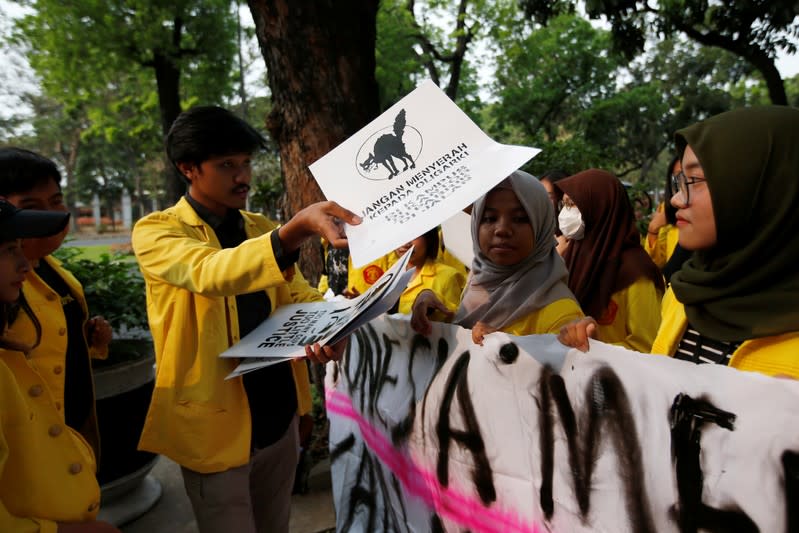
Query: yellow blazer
317 249 394 296
7 255 106 455
132 198 318 473
644 223 679 269
0 354 100 533
503 298 585 336
651 288 799 378
594 277 663 353
396 260 465 318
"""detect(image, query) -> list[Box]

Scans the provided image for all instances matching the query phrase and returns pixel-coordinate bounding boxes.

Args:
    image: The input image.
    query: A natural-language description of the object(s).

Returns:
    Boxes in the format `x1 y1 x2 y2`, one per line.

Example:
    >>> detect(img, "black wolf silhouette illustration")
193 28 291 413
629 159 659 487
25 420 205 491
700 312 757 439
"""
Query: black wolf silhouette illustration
360 109 416 179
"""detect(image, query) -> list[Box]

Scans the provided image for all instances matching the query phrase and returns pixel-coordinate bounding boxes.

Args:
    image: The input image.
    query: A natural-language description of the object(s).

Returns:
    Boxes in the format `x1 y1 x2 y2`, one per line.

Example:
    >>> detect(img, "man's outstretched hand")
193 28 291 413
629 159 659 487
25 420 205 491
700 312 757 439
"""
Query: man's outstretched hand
279 201 361 252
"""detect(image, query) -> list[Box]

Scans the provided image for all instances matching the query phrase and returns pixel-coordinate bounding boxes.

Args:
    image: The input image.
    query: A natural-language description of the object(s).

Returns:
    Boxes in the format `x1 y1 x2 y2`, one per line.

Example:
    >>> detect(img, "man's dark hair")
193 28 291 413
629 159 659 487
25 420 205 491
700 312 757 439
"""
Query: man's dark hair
539 169 569 184
0 147 62 196
422 226 440 261
165 106 267 183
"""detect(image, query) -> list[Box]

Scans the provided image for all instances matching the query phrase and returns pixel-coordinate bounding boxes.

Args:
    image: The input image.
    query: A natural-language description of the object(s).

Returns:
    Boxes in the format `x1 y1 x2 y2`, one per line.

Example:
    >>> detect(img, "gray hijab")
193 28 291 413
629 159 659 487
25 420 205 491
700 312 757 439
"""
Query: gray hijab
454 170 576 329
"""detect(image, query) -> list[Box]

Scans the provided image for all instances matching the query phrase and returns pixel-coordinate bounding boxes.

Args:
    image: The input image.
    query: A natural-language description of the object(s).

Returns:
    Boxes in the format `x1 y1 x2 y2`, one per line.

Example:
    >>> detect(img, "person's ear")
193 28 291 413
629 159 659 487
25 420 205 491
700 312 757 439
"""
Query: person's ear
177 162 198 184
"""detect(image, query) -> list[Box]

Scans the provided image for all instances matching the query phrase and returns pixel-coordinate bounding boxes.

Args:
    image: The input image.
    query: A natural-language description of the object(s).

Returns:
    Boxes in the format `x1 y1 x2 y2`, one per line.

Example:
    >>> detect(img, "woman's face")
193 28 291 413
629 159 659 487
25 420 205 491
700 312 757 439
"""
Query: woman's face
395 235 427 268
478 188 535 266
0 239 31 303
671 145 717 250
540 178 560 211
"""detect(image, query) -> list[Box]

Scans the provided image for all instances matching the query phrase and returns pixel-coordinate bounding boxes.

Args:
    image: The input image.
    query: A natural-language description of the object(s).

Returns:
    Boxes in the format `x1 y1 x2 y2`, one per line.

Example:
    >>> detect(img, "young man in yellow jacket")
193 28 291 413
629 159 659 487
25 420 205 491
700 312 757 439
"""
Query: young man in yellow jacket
0 148 114 459
132 106 359 533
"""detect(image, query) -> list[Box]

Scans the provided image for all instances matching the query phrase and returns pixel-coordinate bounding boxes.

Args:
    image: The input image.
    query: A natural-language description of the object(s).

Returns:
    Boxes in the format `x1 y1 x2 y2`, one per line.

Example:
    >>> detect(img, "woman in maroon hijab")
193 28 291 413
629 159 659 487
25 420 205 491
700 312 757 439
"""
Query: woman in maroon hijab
555 169 664 352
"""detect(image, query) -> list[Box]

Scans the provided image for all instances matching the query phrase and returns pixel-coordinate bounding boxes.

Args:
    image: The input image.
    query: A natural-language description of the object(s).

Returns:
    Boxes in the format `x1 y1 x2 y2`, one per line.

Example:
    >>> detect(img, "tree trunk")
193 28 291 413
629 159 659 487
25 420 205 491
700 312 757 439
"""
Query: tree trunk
152 50 184 205
57 131 81 231
674 23 788 106
248 0 380 286
746 51 788 106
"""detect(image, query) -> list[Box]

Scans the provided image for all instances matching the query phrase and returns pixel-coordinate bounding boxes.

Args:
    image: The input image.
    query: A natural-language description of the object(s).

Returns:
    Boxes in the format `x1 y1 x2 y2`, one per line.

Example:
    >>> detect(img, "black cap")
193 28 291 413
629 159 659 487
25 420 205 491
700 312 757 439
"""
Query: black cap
0 199 70 241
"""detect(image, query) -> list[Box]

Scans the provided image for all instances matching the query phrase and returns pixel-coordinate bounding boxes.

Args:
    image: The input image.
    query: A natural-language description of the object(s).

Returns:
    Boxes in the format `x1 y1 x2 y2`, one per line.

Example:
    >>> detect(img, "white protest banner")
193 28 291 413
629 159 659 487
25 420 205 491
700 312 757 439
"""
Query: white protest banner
326 315 799 532
221 248 415 378
441 210 473 268
310 80 540 267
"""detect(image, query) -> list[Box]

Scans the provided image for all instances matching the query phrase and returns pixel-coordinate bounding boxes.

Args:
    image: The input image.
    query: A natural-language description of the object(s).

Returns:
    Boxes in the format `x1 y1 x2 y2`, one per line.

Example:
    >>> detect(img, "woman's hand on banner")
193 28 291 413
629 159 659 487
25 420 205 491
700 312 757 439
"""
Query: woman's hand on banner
471 321 498 345
558 317 598 352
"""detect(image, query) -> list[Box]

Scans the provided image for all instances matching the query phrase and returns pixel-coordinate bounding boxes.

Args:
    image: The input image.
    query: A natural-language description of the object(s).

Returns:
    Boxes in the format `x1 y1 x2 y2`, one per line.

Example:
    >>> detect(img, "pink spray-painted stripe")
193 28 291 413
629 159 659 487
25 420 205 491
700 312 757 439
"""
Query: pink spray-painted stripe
326 388 544 533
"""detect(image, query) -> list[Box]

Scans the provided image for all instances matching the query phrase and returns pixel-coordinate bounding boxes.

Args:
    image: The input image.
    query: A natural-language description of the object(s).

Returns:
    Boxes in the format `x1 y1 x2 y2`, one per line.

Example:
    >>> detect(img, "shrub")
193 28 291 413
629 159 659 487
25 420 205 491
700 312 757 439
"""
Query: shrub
52 248 148 334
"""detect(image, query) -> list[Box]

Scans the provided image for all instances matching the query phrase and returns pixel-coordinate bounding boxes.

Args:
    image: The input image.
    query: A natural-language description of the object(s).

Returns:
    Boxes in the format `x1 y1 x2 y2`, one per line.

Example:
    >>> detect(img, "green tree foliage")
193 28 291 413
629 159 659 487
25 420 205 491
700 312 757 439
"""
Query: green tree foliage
381 0 518 116
14 0 239 202
521 0 799 105
491 14 620 143
375 0 425 111
487 13 748 183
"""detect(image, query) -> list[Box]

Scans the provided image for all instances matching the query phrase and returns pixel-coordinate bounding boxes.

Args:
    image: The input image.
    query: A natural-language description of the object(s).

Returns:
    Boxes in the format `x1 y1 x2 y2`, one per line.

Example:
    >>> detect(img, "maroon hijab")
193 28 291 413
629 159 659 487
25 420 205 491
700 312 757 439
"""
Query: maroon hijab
555 169 663 318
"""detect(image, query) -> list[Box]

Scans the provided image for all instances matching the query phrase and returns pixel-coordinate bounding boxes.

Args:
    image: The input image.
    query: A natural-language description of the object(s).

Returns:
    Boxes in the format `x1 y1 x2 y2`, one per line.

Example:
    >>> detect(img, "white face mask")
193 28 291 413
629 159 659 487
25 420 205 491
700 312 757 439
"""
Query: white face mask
558 205 585 240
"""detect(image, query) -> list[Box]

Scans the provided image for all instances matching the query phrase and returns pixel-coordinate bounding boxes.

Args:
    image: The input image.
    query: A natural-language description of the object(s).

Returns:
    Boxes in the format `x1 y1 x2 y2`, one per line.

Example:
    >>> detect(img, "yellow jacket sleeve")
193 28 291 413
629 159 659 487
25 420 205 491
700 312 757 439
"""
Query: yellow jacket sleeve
132 210 287 298
595 277 662 353
0 422 57 533
644 224 679 270
504 298 584 336
652 288 799 378
396 261 465 318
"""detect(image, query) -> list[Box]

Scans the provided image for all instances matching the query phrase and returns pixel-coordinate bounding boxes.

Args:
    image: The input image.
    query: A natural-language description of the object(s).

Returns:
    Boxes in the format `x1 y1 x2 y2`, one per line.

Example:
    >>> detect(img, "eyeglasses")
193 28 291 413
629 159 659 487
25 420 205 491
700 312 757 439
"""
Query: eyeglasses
671 170 707 206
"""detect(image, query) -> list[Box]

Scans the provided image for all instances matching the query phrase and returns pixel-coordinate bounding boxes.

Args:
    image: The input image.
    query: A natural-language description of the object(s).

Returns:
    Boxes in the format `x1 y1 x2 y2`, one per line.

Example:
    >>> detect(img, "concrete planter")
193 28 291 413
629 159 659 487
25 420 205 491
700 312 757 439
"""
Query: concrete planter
93 339 161 526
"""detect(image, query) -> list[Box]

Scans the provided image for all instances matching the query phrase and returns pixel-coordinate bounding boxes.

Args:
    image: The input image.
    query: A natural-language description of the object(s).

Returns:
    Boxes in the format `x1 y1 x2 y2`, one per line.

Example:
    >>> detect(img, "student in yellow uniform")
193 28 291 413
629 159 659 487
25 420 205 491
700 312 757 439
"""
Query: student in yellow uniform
644 157 681 268
436 227 469 277
554 169 664 352
0 147 113 460
560 107 799 380
132 106 360 533
411 170 583 344
391 227 465 318
0 201 120 533
650 106 799 378
317 242 395 297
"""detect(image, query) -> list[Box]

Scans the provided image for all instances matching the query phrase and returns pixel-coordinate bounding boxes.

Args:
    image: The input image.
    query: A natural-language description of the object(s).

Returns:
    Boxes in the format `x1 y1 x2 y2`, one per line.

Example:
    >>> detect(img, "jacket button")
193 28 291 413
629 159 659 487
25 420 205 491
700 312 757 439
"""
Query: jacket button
58 327 67 336
46 294 57 301
69 462 83 475
53 365 63 375
28 385 43 397
49 424 63 437
55 402 62 410
88 501 100 512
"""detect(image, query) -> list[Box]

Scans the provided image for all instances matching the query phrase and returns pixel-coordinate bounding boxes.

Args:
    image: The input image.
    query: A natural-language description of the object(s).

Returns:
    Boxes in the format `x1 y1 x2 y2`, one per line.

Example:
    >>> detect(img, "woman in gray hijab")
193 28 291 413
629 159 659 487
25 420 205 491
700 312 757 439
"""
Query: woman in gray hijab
411 170 583 344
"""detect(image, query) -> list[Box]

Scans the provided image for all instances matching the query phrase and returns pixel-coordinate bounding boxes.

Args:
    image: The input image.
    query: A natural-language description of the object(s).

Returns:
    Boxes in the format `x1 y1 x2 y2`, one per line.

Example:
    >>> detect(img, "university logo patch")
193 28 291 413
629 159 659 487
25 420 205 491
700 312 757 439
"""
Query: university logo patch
362 265 384 285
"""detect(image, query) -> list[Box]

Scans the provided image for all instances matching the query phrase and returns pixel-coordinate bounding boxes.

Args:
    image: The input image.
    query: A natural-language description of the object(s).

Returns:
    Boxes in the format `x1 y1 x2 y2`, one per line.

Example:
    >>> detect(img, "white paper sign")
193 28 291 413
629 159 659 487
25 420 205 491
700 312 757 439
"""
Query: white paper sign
441 210 474 268
326 315 799 532
221 248 416 378
310 80 540 267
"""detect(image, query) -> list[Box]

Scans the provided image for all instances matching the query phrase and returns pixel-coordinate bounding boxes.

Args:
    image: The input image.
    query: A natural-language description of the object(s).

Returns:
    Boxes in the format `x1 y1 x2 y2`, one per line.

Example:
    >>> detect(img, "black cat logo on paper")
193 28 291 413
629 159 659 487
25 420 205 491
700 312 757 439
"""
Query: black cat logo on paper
357 109 423 181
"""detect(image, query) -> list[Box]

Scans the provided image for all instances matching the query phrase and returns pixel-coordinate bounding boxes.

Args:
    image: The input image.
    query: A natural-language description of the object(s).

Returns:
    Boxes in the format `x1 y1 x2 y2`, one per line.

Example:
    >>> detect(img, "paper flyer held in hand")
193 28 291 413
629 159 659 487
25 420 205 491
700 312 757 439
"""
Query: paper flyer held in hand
309 79 541 267
222 247 416 378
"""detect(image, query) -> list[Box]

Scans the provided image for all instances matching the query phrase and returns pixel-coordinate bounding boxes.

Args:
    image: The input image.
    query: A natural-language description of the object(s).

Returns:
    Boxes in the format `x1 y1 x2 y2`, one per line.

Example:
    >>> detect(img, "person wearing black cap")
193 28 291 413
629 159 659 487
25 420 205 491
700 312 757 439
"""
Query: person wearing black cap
0 201 120 532
0 147 113 459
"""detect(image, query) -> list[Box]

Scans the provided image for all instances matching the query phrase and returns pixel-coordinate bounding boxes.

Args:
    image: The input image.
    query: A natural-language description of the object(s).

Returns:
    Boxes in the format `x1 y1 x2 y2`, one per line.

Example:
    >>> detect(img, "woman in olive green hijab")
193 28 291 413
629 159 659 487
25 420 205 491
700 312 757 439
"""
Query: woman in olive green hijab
561 106 799 378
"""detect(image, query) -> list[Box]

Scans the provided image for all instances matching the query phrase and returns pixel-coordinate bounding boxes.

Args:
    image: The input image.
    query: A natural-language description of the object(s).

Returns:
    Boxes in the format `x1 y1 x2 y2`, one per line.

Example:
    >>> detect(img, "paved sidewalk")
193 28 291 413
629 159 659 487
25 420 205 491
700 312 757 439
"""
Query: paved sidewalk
120 456 336 533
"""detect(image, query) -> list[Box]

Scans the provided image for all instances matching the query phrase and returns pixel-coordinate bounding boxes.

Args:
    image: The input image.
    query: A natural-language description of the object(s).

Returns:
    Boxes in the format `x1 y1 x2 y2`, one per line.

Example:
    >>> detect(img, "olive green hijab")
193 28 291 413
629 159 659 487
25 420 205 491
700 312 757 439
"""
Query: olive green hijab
670 106 799 341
